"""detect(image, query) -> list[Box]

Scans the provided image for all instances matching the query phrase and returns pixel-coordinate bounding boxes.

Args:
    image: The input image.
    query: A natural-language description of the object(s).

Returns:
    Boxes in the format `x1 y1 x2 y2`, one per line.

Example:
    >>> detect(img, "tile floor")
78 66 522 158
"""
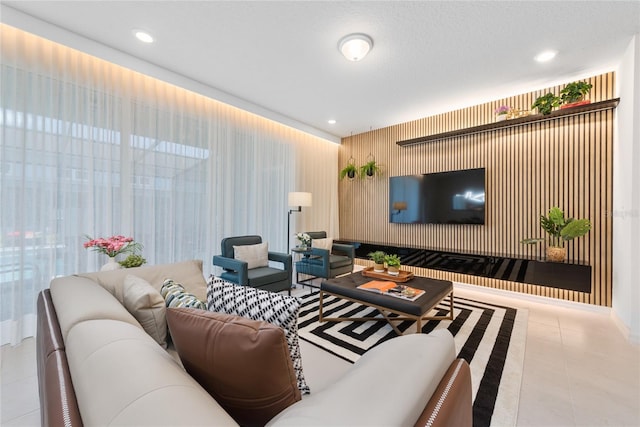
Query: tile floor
2 282 639 426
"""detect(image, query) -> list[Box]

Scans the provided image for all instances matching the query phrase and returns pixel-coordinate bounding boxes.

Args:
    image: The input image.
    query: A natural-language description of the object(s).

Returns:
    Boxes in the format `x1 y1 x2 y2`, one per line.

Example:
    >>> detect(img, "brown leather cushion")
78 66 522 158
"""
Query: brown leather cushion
166 308 301 427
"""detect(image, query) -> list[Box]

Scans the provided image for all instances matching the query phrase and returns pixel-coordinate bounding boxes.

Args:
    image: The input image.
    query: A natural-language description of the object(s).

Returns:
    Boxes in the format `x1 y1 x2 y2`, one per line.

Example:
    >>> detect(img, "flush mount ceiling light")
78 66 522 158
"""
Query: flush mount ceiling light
338 33 373 61
133 29 154 43
534 50 557 63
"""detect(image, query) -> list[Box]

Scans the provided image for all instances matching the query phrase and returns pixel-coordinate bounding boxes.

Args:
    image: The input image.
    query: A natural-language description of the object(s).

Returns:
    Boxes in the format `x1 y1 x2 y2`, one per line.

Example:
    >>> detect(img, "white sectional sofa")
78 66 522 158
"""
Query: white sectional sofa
37 260 472 426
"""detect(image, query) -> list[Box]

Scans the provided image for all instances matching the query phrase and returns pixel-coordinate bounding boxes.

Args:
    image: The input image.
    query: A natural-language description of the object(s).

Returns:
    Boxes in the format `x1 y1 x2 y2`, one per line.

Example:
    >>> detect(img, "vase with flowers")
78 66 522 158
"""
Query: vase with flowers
84 235 143 271
295 232 311 249
495 105 510 122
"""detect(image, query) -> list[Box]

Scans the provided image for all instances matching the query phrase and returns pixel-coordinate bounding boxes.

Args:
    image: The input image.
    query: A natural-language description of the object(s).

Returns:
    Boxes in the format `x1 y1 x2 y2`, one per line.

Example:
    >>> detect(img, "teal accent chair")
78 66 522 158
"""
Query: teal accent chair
213 235 292 294
295 231 355 283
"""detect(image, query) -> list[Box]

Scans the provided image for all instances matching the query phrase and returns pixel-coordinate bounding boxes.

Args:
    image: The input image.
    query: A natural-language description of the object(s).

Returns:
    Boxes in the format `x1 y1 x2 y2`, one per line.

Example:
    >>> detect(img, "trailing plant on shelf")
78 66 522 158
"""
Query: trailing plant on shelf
531 93 560 115
521 207 591 262
559 81 593 107
368 250 386 272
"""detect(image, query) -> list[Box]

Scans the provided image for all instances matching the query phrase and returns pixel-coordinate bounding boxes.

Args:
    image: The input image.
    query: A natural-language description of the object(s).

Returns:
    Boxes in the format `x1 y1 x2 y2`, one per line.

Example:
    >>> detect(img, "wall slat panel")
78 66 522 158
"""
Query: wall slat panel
339 72 615 306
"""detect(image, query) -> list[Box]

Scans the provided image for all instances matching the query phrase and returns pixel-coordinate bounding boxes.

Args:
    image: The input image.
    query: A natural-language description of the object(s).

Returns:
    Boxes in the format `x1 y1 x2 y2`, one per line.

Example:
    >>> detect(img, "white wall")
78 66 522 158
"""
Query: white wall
613 33 640 344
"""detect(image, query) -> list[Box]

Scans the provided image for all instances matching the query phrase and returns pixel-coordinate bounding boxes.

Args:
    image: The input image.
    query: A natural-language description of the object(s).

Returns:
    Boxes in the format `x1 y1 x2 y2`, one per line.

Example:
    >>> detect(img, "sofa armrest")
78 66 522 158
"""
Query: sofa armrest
213 255 249 285
331 243 355 259
268 330 461 427
268 251 292 271
413 358 472 427
37 290 83 427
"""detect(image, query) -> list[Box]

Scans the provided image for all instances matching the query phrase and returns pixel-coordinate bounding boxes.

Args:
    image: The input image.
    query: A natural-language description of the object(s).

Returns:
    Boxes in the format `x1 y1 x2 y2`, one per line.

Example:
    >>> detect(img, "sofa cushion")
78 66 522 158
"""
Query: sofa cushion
160 279 206 310
50 275 142 342
122 274 167 348
77 259 207 301
206 277 309 394
65 319 238 426
233 242 269 269
302 254 352 269
166 308 301 426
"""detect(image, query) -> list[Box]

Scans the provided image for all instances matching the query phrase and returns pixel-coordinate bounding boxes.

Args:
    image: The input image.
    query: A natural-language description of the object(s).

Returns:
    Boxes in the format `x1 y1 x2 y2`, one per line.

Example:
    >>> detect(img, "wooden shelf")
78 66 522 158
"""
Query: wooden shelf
396 98 620 147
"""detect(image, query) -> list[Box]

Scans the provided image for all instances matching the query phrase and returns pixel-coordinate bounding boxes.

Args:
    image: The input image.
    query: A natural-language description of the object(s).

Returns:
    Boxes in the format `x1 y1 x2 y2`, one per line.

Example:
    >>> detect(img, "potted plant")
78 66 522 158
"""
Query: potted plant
384 254 401 276
521 207 591 262
531 93 560 115
559 81 593 109
495 105 510 122
368 250 386 272
359 159 381 179
339 161 358 180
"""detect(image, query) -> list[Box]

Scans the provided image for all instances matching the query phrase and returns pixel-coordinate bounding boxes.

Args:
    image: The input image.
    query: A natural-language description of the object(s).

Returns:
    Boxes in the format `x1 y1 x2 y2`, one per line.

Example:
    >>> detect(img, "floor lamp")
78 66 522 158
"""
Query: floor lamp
287 192 312 252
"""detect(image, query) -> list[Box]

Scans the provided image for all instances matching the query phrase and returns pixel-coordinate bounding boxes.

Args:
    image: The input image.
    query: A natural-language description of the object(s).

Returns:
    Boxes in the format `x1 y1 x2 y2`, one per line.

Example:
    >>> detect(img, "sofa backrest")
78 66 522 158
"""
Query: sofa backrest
77 259 208 301
220 235 262 259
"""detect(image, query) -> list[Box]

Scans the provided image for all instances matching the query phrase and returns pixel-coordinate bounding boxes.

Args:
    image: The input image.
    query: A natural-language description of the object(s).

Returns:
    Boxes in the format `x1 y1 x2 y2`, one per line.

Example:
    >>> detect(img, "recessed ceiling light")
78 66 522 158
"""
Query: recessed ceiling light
534 50 557 63
338 33 373 61
133 30 154 43
328 119 337 124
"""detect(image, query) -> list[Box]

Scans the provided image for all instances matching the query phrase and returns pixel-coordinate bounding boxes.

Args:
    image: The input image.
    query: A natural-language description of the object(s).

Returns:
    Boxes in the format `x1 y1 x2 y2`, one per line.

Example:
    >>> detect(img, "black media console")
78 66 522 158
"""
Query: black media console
336 240 591 293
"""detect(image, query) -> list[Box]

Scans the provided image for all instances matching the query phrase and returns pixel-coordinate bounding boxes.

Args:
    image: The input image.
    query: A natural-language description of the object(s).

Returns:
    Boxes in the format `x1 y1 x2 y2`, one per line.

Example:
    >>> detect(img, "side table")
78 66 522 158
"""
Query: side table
291 247 313 290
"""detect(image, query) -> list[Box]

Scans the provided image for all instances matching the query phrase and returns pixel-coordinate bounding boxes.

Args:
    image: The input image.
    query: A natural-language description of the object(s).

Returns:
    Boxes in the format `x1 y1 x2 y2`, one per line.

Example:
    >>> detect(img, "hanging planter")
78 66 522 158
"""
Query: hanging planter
339 157 358 180
359 153 381 179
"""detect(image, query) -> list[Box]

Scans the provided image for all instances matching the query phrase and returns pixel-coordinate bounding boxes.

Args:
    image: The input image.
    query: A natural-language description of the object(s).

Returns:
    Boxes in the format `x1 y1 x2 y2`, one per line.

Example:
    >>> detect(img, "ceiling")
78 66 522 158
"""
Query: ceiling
2 1 639 141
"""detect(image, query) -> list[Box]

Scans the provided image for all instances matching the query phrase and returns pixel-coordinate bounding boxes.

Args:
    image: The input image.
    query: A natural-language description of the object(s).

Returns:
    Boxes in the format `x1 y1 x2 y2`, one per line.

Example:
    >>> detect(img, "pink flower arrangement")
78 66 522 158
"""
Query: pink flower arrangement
495 105 510 115
84 235 142 258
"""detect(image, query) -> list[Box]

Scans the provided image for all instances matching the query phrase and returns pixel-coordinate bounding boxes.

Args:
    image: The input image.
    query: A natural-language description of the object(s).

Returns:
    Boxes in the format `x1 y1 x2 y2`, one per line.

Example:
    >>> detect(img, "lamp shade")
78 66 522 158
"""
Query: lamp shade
392 201 407 211
288 192 312 207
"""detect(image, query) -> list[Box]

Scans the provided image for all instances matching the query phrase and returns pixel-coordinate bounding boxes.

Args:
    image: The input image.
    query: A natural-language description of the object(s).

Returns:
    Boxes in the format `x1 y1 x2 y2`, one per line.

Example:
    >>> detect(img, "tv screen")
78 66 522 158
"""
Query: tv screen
389 168 485 224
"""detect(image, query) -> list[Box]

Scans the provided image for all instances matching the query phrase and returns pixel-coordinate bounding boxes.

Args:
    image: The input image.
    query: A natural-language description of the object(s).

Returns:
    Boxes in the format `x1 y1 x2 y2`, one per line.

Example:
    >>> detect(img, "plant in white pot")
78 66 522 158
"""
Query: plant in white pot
368 251 386 272
521 207 591 262
384 254 401 276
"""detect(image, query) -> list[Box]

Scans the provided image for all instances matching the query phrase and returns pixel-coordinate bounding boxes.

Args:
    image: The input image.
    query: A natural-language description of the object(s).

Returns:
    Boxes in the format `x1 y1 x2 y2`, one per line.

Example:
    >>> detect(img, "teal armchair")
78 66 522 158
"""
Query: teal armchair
213 235 292 294
295 231 355 283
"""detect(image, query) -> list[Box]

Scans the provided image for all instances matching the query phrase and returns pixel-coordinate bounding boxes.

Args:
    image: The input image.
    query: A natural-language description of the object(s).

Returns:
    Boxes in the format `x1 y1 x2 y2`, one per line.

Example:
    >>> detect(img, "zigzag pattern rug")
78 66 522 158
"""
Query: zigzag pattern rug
297 291 527 427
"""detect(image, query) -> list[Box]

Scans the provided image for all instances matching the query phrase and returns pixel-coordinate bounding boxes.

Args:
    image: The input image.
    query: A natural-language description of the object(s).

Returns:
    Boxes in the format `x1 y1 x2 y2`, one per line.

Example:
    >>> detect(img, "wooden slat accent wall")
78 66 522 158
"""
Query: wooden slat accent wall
339 72 615 306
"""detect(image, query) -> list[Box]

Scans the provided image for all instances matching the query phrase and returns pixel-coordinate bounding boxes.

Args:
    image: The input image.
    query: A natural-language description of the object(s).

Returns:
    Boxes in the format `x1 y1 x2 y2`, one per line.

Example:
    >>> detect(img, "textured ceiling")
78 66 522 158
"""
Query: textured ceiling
2 1 639 140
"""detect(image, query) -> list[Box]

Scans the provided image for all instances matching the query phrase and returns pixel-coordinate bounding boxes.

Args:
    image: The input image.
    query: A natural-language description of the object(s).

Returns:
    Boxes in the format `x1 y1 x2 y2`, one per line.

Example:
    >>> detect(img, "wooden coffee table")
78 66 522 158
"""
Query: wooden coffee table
319 272 454 335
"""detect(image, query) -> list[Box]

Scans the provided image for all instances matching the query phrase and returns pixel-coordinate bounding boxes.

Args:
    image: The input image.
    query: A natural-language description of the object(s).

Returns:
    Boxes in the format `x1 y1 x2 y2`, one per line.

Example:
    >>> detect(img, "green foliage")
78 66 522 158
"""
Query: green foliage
531 93 560 115
384 253 401 267
359 160 381 179
560 81 592 104
339 162 358 180
368 250 386 264
119 254 147 268
521 207 591 248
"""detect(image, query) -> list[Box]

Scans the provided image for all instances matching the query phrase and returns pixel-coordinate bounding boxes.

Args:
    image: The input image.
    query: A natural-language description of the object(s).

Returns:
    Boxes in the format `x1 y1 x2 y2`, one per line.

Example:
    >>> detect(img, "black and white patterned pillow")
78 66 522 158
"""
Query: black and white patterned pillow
206 276 310 394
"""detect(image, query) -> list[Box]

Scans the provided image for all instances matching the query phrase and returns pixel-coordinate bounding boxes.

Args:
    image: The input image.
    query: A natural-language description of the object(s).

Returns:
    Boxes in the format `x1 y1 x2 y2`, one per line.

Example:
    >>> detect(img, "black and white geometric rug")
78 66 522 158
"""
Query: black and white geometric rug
297 291 528 427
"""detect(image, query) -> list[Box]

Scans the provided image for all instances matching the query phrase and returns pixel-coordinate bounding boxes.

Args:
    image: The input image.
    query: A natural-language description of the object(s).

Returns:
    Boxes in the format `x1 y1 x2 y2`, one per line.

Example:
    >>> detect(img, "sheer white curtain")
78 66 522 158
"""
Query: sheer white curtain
0 25 339 345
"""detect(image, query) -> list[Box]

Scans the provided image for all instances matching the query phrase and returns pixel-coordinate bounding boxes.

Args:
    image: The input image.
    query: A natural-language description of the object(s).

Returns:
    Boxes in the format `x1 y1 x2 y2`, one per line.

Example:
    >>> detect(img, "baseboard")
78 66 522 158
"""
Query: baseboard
611 309 640 345
453 281 612 315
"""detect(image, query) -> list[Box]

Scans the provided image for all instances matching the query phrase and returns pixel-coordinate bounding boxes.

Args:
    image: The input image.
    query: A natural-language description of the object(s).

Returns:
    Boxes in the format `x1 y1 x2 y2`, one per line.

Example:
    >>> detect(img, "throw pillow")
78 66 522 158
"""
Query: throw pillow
160 279 206 310
166 308 301 426
312 237 333 251
122 275 167 348
206 276 309 394
233 242 269 269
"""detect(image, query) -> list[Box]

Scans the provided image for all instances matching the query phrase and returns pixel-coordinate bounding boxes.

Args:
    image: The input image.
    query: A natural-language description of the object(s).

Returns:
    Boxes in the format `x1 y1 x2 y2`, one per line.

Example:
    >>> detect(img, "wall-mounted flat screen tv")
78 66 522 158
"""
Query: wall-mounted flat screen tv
389 168 486 224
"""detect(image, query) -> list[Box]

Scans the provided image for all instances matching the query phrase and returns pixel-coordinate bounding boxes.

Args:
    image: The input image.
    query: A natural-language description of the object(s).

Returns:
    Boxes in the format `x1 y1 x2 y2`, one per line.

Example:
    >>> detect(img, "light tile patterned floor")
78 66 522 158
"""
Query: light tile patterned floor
2 282 639 426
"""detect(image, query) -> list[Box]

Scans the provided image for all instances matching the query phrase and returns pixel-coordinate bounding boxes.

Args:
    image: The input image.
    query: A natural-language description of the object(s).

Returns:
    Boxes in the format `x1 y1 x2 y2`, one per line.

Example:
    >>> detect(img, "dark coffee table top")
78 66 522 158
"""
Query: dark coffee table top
321 272 453 317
